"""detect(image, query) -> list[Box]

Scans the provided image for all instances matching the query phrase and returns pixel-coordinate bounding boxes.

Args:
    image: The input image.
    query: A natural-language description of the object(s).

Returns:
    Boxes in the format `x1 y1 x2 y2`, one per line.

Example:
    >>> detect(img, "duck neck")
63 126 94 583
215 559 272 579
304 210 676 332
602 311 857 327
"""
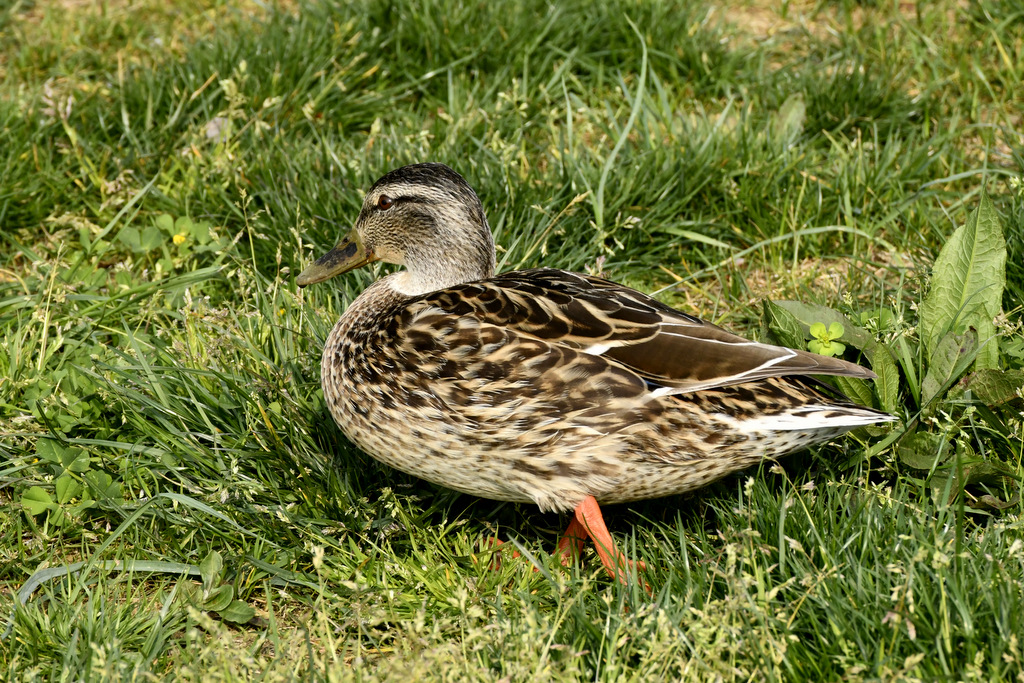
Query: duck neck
391 233 496 296
388 266 486 296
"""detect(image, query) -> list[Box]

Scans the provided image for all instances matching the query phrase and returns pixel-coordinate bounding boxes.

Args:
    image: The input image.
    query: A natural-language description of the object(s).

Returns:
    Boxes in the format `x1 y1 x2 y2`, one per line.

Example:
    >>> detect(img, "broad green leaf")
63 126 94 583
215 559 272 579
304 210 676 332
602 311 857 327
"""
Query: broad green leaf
69 499 97 515
961 368 1024 407
60 447 91 473
36 438 66 464
762 300 805 349
947 459 1019 510
53 412 82 432
84 470 122 500
1002 335 1024 362
139 225 164 251
21 487 55 516
911 436 1020 509
834 376 873 408
155 214 175 233
860 308 895 328
116 226 142 251
67 367 96 395
55 475 82 504
866 345 900 413
771 301 874 349
898 431 948 471
49 507 72 528
203 584 234 612
919 193 1006 370
190 220 211 245
219 600 256 624
920 329 977 407
894 335 921 406
199 550 223 593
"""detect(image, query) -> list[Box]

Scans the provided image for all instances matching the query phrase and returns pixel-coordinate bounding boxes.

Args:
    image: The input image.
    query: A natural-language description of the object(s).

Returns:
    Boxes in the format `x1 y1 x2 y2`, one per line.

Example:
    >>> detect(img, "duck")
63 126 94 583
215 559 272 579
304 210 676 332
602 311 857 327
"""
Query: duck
297 162 895 585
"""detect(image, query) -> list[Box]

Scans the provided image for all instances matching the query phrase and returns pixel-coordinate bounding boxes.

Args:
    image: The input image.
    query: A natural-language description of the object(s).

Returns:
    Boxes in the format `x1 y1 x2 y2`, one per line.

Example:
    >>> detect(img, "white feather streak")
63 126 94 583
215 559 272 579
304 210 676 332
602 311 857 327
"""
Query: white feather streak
584 343 612 356
735 409 895 432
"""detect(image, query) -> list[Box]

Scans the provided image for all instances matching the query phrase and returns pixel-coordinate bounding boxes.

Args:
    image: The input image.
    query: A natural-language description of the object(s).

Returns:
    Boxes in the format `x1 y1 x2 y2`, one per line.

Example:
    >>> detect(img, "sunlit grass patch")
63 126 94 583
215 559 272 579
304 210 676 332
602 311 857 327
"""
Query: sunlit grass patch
1 0 1023 679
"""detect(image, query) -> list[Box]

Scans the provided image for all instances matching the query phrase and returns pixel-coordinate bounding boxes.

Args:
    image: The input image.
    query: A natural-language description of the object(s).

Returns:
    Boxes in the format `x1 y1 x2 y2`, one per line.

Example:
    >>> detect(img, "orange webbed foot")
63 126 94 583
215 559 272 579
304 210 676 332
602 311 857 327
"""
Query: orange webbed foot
563 496 650 592
483 498 650 593
481 536 522 570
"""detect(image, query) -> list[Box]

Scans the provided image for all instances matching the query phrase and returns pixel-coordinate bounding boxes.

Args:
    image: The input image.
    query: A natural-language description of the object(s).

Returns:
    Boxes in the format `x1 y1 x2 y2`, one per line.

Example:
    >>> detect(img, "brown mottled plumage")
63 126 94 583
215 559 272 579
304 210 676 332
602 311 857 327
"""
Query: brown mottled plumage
298 163 895 583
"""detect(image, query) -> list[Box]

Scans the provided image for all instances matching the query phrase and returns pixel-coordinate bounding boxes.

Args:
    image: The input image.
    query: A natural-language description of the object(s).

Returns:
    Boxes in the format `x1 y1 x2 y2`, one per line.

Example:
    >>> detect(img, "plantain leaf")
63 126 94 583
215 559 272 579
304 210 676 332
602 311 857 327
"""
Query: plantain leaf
835 376 873 408
960 368 1024 408
762 300 806 349
950 459 1020 511
866 344 900 413
203 584 234 612
898 431 949 471
919 193 1006 370
920 329 977 407
219 599 257 624
199 550 223 594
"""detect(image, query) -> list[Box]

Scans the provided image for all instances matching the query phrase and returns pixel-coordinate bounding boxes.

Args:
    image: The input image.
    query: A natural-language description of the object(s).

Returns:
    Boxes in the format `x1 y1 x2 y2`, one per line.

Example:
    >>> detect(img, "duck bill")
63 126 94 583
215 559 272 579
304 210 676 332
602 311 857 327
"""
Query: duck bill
296 230 378 286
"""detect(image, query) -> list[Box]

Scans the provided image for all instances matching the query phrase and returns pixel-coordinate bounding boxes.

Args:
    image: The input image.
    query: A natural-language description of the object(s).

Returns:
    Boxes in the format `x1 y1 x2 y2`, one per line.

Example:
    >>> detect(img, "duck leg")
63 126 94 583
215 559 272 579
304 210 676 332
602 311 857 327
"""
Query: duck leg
556 496 647 585
487 497 647 588
554 516 587 561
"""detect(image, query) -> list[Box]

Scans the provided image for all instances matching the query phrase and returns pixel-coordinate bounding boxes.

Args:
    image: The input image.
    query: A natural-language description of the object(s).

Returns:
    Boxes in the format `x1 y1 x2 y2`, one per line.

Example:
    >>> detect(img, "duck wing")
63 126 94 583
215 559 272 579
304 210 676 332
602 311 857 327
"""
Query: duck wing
416 268 875 396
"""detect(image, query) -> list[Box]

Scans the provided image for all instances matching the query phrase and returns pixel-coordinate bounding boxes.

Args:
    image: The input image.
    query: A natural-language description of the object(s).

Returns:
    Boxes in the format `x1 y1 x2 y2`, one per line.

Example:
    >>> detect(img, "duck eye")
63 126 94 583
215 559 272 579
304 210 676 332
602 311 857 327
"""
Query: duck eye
377 194 394 210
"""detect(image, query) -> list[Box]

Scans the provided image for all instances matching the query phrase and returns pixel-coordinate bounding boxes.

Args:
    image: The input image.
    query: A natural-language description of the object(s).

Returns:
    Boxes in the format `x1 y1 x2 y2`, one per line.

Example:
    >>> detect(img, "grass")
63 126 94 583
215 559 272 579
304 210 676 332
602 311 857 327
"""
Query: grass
1 0 1023 679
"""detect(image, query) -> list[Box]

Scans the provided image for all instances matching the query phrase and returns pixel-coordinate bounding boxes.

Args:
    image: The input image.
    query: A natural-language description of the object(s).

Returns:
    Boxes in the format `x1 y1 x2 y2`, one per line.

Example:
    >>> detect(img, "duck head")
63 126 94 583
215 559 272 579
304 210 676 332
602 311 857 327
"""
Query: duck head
296 163 496 295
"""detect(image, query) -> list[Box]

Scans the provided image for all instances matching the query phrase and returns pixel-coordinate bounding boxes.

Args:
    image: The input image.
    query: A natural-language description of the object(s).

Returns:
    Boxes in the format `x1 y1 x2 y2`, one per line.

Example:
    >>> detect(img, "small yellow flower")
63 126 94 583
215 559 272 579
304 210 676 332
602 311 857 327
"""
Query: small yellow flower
172 232 187 245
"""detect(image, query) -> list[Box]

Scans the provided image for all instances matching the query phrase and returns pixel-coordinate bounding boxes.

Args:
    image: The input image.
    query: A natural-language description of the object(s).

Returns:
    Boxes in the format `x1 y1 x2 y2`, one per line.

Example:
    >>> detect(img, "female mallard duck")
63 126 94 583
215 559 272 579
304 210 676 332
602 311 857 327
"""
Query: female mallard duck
297 162 894 583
